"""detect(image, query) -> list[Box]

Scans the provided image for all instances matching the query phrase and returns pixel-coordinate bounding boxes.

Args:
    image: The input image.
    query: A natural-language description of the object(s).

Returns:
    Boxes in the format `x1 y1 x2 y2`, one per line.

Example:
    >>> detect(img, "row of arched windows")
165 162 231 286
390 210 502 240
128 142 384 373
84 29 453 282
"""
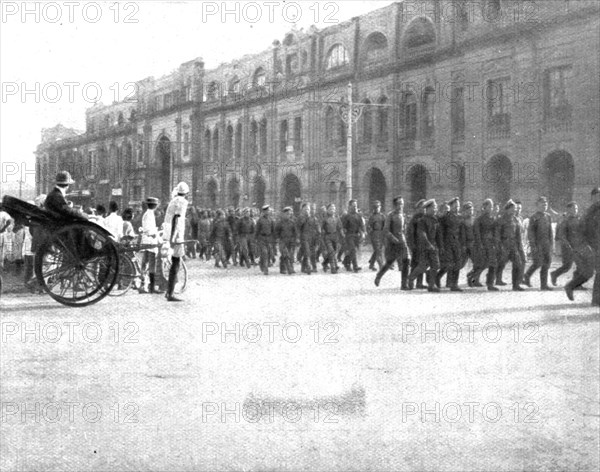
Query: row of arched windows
203 118 268 161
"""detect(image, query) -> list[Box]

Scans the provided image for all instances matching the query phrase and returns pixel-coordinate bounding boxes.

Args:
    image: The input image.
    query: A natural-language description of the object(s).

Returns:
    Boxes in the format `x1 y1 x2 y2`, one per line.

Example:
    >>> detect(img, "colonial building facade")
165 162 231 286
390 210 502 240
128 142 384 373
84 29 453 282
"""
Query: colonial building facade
36 1 600 213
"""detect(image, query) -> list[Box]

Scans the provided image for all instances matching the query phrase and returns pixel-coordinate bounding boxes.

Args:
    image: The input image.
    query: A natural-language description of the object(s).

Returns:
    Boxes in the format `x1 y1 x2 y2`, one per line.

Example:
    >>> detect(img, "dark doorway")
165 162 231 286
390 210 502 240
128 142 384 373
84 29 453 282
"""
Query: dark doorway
544 150 574 210
282 174 302 214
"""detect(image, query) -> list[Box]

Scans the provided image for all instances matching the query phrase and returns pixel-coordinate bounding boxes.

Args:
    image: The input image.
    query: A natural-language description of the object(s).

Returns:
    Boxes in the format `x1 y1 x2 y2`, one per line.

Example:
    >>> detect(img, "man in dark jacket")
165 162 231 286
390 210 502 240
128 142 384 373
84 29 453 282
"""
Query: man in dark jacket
437 197 463 291
496 200 525 291
580 187 600 306
523 196 554 290
296 202 321 274
45 171 87 220
470 199 499 291
408 199 441 292
255 205 275 275
367 201 386 271
341 199 366 272
406 200 426 289
275 207 298 274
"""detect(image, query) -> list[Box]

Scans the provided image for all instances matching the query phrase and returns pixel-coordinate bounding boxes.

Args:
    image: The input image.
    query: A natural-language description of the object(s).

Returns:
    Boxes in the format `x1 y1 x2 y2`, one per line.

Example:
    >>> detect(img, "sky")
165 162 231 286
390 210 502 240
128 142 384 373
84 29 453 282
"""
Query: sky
0 0 395 196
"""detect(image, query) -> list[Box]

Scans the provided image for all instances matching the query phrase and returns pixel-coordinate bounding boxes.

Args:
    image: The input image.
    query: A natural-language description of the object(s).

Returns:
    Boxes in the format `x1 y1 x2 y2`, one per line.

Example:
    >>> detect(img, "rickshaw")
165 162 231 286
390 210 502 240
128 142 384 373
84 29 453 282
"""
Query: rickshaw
0 195 119 307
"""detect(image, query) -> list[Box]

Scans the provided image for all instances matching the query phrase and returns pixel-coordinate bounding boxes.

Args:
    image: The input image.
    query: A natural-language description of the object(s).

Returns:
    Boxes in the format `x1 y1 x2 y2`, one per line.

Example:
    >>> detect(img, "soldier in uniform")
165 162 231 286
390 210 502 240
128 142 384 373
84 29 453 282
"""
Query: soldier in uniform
470 199 499 291
497 200 525 291
210 210 232 268
437 197 464 291
322 203 344 274
237 208 255 269
225 208 239 266
255 205 275 275
297 202 321 274
523 196 554 290
275 207 298 275
408 199 441 292
406 200 427 289
460 202 477 285
374 196 411 289
367 201 386 271
551 204 577 286
341 199 366 272
580 187 600 306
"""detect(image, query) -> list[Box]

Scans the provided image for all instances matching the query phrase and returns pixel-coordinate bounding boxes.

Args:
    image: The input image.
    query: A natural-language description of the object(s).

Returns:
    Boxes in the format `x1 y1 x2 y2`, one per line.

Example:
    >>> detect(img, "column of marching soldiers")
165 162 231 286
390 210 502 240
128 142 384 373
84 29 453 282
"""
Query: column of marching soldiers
161 187 599 306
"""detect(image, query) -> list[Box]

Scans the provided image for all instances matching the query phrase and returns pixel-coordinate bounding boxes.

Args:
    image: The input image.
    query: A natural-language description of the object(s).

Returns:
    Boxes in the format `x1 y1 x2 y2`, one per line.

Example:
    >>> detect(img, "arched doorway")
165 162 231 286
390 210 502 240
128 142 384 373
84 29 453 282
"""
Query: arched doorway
156 136 171 201
407 164 428 209
228 178 240 208
253 177 266 209
282 174 302 214
544 150 574 210
485 154 512 206
207 179 218 208
366 168 387 211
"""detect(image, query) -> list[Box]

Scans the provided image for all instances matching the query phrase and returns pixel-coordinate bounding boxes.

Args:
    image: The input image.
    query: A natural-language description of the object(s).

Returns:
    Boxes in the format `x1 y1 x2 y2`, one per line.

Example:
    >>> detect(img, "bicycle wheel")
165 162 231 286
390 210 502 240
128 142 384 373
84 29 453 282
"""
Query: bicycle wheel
109 254 136 297
161 257 188 294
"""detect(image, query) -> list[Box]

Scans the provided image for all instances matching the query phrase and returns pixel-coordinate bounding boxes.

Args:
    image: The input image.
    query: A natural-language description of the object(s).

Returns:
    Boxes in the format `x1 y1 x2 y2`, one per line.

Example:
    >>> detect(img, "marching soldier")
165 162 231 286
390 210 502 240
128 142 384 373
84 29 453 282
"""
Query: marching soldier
367 201 386 271
237 208 255 269
209 210 232 268
523 196 553 290
275 207 298 275
408 199 441 292
437 197 463 291
470 199 499 291
255 205 275 275
406 200 427 289
551 204 578 286
322 203 344 274
497 200 525 291
374 196 411 289
297 202 321 274
225 208 239 266
580 187 600 306
460 202 478 285
341 199 366 272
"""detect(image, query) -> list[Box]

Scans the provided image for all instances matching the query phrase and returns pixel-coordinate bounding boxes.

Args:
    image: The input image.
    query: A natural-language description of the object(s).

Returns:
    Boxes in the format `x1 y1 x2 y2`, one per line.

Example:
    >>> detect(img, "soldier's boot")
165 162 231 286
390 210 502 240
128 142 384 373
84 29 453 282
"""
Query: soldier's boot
368 253 376 270
564 274 587 301
427 270 440 292
540 267 553 290
522 267 533 287
450 270 463 292
435 269 445 289
416 273 426 290
512 265 525 291
401 264 410 290
550 269 559 286
287 260 295 275
496 263 507 285
374 263 391 287
486 267 499 291
279 259 287 275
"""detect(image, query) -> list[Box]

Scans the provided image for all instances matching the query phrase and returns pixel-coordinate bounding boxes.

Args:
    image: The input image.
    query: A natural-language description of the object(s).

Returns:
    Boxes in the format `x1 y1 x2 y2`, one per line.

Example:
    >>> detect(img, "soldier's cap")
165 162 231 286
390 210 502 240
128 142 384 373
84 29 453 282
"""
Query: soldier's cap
567 201 578 208
415 199 427 209
462 201 473 210
447 196 459 206
373 200 381 206
537 196 548 203
504 199 516 210
392 196 403 205
483 198 494 207
146 197 159 205
283 207 293 213
261 205 270 211
423 199 436 209
591 187 600 196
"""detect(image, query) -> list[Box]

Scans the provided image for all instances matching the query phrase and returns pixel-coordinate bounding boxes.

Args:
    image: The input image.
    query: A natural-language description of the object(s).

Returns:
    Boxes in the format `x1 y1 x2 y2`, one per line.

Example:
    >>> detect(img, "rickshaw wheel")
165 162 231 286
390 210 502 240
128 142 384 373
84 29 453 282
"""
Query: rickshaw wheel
34 222 119 307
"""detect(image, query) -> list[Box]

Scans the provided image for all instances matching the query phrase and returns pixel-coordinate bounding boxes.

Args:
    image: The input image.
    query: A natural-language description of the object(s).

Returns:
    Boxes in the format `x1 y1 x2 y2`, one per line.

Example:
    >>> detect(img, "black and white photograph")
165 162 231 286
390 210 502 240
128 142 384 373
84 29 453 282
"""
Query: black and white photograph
1 1 599 470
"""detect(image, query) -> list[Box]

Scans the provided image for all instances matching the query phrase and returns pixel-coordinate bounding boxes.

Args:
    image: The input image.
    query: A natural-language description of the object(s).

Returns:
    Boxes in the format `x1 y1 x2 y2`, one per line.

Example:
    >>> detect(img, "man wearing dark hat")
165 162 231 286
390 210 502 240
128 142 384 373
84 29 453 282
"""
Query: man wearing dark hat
297 202 321 274
551 202 579 286
496 200 525 291
374 196 410 289
580 187 600 305
367 200 386 271
406 199 427 289
341 199 365 272
523 196 554 290
275 207 297 274
470 199 499 291
322 203 344 274
408 199 441 292
255 205 275 275
437 197 463 291
45 171 88 220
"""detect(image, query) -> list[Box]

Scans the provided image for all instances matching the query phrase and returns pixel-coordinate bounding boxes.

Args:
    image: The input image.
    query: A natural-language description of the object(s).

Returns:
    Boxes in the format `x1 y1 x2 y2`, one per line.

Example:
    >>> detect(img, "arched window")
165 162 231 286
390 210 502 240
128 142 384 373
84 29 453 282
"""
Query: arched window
235 122 242 160
229 76 240 95
213 127 219 160
325 44 349 70
404 17 436 49
362 99 372 144
249 120 258 156
206 81 220 101
225 125 234 160
401 93 417 140
364 32 388 62
377 96 389 143
204 129 211 161
253 67 266 87
259 118 268 155
422 87 435 139
324 106 335 143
